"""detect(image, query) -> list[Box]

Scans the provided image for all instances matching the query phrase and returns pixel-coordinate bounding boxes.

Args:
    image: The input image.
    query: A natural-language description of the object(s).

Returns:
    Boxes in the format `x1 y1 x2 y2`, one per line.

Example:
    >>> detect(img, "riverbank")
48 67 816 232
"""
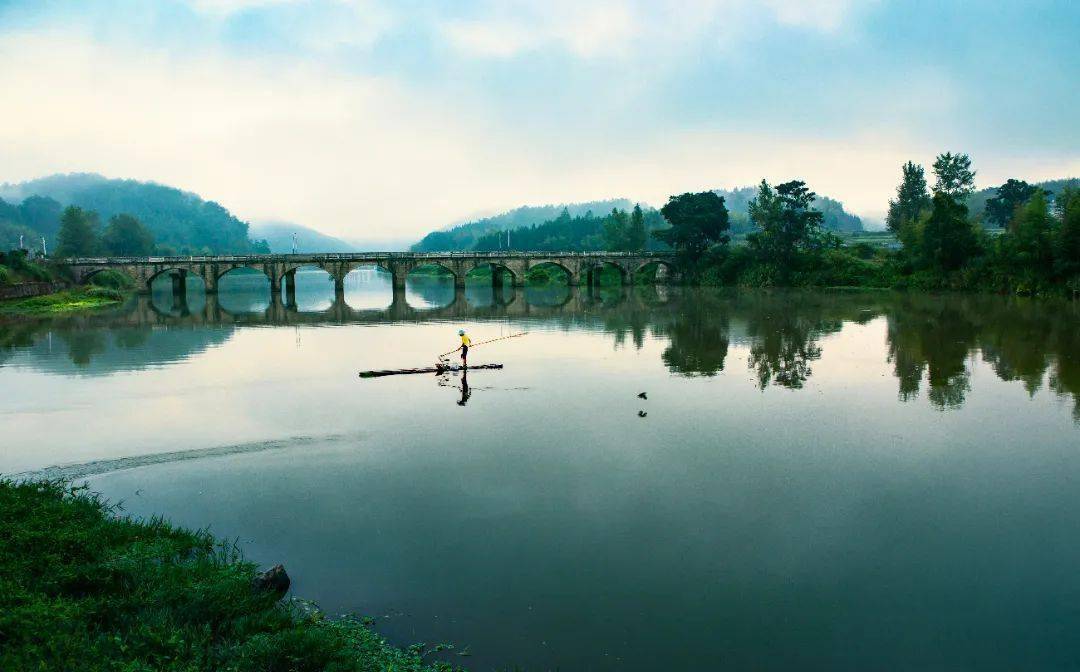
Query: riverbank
0 478 464 671
0 286 127 316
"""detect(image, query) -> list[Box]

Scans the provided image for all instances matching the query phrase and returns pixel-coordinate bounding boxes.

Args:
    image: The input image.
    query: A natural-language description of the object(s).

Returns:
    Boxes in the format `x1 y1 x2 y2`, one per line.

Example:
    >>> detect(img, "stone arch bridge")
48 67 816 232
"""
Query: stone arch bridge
65 252 678 296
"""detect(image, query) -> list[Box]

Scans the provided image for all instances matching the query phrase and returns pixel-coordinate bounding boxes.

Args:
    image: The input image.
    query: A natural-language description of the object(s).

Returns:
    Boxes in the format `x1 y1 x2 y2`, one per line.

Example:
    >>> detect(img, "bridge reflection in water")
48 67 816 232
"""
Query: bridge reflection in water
4 286 1078 417
140 273 669 326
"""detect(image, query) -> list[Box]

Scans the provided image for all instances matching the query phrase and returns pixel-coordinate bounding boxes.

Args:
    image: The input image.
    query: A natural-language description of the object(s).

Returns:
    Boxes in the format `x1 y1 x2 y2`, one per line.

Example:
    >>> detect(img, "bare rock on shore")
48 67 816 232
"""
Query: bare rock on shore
252 564 291 596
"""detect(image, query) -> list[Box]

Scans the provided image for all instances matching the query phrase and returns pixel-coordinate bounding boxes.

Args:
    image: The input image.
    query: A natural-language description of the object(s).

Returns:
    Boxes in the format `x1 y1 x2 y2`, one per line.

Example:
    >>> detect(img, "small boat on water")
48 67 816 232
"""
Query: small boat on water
359 363 504 378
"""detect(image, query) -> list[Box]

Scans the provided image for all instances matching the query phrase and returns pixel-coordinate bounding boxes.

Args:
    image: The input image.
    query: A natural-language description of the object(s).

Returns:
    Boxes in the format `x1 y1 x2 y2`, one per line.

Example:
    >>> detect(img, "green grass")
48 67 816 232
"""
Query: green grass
0 479 466 672
0 287 127 316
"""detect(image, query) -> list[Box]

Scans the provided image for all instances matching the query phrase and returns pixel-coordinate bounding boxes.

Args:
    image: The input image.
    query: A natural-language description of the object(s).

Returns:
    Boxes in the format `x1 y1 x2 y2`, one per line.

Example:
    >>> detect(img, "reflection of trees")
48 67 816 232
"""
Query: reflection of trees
657 292 730 376
884 295 1080 413
1050 324 1080 420
58 331 108 367
744 295 843 389
0 322 38 367
885 297 976 408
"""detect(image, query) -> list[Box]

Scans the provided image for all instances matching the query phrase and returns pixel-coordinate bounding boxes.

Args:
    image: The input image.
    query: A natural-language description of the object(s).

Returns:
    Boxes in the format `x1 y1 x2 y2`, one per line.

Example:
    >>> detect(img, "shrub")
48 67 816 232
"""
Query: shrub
89 269 135 289
86 286 125 301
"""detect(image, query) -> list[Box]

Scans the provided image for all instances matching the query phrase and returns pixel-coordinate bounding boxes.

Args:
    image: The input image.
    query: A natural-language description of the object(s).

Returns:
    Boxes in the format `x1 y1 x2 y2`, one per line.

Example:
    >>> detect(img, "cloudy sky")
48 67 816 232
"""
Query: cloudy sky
1 0 1077 241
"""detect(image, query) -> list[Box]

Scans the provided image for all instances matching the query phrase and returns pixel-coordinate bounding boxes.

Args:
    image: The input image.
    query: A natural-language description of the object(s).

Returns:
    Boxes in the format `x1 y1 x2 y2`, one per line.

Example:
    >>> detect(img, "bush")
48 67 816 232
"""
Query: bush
0 265 9 286
86 286 125 301
89 269 135 289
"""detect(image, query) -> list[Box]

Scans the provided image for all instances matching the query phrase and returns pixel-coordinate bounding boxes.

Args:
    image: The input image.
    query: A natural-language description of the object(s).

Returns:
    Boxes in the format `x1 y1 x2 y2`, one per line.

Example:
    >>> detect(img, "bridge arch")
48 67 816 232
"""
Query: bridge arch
215 264 274 283
635 259 677 284
525 260 575 286
145 265 208 294
406 261 458 284
583 260 629 286
465 262 518 287
81 266 140 289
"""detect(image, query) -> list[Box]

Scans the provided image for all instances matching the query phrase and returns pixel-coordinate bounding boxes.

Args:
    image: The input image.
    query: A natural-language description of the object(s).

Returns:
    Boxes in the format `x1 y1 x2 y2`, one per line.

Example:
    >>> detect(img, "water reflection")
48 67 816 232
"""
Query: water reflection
2 286 1079 416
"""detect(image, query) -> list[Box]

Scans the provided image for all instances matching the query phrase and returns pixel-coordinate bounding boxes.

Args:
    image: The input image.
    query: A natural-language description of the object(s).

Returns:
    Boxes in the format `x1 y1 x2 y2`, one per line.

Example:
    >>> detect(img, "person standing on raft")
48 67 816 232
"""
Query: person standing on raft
455 329 471 367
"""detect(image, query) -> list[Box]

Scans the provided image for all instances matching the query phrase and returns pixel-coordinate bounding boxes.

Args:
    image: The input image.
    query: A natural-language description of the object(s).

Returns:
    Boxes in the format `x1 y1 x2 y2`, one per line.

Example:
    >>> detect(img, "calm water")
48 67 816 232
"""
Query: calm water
3 270 1080 671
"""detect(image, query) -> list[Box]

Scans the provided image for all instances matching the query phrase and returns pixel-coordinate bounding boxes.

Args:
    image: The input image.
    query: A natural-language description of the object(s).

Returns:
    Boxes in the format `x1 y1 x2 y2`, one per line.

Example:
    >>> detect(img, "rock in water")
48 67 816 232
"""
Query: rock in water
252 564 291 596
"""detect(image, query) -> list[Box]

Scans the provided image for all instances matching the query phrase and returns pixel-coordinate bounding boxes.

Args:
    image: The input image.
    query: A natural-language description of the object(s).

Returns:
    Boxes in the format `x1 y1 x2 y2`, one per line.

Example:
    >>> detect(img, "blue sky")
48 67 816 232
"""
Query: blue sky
1 0 1077 239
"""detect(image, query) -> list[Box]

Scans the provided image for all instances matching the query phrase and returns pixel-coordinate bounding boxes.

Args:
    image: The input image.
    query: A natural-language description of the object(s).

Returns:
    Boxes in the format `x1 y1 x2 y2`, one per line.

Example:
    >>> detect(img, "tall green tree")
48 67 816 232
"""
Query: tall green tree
932 152 976 199
746 180 825 273
602 208 630 251
626 204 647 251
985 179 1043 228
102 213 155 256
55 206 101 257
920 191 978 272
1055 186 1080 279
999 190 1054 274
886 161 931 233
654 191 730 260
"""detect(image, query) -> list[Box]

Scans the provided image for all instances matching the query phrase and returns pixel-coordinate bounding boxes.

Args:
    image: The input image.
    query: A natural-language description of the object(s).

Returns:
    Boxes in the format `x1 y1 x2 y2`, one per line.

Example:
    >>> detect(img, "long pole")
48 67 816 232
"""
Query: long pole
438 331 528 359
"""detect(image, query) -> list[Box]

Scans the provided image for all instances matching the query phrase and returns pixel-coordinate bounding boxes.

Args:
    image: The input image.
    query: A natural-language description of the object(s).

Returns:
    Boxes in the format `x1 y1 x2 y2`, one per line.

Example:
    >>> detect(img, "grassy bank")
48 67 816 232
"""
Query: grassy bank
0 286 127 316
0 479 463 672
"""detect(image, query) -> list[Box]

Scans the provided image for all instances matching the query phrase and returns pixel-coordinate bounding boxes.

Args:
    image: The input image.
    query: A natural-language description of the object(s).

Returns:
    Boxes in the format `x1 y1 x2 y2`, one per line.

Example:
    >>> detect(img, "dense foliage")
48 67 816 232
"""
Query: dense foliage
472 205 668 252
651 154 1079 297
413 199 634 251
0 173 269 255
0 479 463 672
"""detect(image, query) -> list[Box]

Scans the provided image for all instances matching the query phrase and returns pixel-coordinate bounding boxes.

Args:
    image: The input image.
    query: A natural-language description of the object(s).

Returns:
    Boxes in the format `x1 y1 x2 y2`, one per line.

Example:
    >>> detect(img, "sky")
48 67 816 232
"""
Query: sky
0 0 1077 241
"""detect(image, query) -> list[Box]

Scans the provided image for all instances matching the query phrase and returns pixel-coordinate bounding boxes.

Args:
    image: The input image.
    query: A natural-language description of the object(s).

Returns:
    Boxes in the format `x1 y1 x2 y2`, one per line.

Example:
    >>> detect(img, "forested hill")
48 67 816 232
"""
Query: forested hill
413 191 863 252
412 199 634 251
0 173 267 254
714 186 863 233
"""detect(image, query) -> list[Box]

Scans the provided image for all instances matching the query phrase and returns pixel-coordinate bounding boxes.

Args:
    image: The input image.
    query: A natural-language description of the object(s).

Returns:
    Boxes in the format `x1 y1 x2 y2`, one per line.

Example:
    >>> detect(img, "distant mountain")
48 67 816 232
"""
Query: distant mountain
250 222 355 253
967 177 1079 226
712 186 863 233
0 173 266 254
412 199 635 251
412 191 863 252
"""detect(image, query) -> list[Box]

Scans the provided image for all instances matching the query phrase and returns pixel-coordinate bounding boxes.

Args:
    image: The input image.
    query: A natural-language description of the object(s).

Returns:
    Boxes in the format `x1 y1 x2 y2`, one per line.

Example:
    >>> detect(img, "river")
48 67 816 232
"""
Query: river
3 269 1079 670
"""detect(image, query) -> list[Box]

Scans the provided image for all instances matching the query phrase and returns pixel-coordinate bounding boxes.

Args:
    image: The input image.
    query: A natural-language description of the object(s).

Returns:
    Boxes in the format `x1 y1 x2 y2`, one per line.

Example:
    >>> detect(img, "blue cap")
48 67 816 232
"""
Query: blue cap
458 329 465 335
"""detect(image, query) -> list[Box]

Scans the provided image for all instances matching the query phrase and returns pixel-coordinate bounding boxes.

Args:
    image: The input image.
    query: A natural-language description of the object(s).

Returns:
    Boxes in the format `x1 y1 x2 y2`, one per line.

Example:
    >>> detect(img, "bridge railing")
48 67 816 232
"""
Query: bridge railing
65 251 674 265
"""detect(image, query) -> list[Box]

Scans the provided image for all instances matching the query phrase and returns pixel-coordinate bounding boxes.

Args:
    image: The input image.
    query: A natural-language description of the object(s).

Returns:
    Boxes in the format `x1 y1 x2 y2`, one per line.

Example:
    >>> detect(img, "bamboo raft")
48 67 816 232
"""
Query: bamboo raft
359 363 504 378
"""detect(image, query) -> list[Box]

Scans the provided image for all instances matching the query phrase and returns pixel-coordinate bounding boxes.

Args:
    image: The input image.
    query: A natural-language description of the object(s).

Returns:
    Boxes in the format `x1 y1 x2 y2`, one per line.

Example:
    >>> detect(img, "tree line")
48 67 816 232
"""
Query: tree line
471 205 667 252
651 153 1079 295
52 207 157 257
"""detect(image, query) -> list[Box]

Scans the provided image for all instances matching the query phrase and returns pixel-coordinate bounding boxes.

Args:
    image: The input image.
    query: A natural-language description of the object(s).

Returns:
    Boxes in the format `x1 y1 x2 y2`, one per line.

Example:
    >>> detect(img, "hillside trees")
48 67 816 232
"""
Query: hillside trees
654 191 730 260
55 207 101 257
102 214 155 256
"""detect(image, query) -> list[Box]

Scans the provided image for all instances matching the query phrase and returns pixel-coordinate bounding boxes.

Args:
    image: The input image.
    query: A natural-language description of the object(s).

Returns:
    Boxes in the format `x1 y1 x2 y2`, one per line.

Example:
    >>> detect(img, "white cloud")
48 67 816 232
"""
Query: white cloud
443 1 639 59
762 0 866 33
440 0 866 60
187 0 298 14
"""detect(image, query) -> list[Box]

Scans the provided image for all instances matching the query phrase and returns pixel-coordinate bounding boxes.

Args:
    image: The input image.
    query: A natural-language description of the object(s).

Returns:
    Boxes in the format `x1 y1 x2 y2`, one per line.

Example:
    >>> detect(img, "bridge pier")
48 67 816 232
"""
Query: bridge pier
284 270 297 304
391 280 407 307
171 270 187 298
